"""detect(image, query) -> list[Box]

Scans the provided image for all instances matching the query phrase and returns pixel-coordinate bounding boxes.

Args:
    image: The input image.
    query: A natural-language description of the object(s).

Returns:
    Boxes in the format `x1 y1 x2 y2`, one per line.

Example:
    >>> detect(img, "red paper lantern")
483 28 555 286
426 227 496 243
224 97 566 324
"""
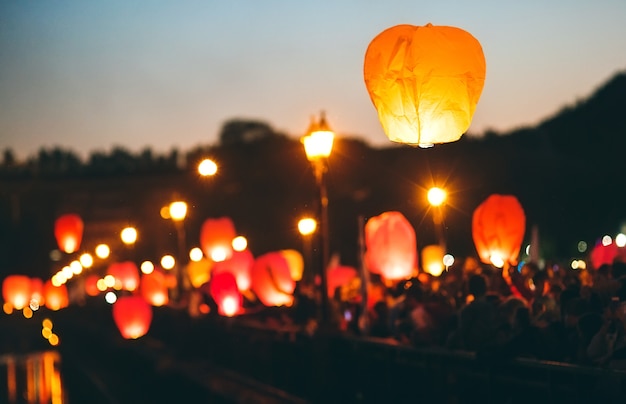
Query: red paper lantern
113 296 152 339
140 271 169 307
327 265 358 298
43 280 68 311
472 194 526 268
54 213 84 254
30 277 44 306
590 240 619 269
107 261 140 291
364 23 486 146
365 211 417 281
211 249 254 292
200 217 236 262
209 272 243 317
85 274 100 297
250 252 295 307
2 275 32 310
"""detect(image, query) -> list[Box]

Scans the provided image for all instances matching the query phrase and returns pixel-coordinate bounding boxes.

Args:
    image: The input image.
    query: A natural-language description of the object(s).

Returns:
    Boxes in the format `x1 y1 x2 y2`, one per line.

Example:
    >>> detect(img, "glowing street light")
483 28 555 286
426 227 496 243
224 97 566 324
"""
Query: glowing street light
121 227 138 245
302 111 334 326
427 186 447 250
198 158 218 177
168 200 188 301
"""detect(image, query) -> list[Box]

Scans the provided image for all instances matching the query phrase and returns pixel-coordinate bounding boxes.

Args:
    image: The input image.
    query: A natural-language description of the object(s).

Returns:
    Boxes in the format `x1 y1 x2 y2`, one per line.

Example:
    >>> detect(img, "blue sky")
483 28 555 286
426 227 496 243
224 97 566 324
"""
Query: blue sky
1 0 625 159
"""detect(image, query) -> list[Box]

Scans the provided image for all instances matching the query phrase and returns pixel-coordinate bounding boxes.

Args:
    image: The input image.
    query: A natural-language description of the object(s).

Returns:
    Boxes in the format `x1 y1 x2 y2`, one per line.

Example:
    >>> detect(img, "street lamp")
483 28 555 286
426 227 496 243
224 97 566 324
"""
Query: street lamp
298 217 317 284
198 158 218 177
169 200 188 301
427 187 447 251
302 111 334 327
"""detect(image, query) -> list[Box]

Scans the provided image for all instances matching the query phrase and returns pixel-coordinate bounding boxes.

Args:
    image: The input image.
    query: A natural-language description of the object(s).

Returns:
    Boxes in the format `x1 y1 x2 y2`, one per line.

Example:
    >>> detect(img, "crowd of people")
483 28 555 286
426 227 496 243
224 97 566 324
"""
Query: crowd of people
290 258 626 370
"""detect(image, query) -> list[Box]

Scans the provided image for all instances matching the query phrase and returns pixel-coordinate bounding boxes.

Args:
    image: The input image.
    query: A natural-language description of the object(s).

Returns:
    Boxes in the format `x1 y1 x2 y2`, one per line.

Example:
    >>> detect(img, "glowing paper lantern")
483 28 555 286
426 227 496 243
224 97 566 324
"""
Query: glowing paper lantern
327 265 358 298
107 261 140 291
365 211 417 281
209 272 243 317
472 194 526 267
186 258 213 289
54 213 84 254
140 271 169 307
30 277 44 306
200 217 236 262
590 241 618 269
43 281 68 311
2 275 32 310
280 249 304 282
84 274 100 297
421 245 445 277
364 23 486 146
112 296 152 339
250 252 296 307
211 249 254 292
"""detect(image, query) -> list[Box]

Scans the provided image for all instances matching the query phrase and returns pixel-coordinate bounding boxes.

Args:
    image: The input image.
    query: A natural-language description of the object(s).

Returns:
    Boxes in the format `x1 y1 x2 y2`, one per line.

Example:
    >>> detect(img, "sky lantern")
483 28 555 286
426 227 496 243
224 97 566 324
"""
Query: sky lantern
84 274 100 297
250 252 296 307
112 296 152 339
364 23 486 147
140 271 169 307
2 275 32 310
327 265 358 298
279 249 304 282
365 211 417 281
186 258 213 289
421 245 445 277
43 280 68 311
211 249 254 292
590 240 619 269
209 271 243 317
54 213 84 254
472 194 526 268
30 277 44 306
200 217 236 262
107 261 140 291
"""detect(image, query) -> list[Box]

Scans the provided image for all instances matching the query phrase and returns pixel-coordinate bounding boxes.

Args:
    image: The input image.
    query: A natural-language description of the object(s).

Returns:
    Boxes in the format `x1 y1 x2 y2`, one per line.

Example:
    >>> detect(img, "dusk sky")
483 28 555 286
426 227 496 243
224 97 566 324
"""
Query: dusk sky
1 0 625 159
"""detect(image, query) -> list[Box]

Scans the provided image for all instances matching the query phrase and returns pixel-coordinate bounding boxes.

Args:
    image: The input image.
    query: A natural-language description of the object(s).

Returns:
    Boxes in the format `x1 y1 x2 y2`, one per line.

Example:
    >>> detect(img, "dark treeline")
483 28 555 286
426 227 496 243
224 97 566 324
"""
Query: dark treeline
1 70 625 278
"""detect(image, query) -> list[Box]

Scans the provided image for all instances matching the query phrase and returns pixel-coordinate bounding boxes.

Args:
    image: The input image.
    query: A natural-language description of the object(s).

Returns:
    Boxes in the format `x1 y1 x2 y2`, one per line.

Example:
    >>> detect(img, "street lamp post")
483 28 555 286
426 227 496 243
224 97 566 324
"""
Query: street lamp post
169 200 188 302
427 187 447 251
298 217 317 284
302 111 334 327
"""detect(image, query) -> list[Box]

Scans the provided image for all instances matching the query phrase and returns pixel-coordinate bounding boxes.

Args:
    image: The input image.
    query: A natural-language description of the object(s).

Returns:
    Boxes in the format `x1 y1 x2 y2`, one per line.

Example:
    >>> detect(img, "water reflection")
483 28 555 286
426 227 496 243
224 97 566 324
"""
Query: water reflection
0 351 65 404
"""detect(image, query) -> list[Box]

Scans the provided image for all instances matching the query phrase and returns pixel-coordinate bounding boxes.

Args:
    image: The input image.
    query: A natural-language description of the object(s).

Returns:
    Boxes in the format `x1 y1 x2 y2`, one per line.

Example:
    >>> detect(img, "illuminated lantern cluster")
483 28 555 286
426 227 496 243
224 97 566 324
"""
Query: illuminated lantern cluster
107 261 140 291
365 211 417 281
140 271 169 307
2 275 32 310
364 23 486 147
211 249 254 292
43 280 68 311
250 252 295 307
209 272 243 317
472 194 526 268
112 296 152 339
200 217 236 262
54 213 84 254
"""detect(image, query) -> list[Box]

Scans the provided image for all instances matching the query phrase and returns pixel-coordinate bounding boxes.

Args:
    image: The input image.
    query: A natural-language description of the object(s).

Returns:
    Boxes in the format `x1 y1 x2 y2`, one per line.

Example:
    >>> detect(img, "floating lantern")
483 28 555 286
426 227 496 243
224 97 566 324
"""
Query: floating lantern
84 274 100 297
54 213 84 254
250 252 295 307
365 211 417 281
200 217 236 262
2 275 32 310
140 271 169 307
421 245 445 277
112 296 152 339
327 265 358 298
209 272 243 317
43 281 68 311
590 240 619 269
279 249 304 282
107 261 140 291
472 194 526 268
186 258 213 288
211 249 254 292
364 23 486 146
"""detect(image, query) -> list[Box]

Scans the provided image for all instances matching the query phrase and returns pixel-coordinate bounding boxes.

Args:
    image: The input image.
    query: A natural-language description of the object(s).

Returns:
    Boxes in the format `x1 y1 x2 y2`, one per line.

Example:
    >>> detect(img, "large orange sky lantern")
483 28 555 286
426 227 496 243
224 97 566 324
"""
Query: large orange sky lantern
54 213 84 254
43 280 68 311
200 217 236 262
472 194 526 268
250 252 295 307
364 23 486 147
365 211 417 281
2 275 32 310
209 271 243 317
113 296 152 339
